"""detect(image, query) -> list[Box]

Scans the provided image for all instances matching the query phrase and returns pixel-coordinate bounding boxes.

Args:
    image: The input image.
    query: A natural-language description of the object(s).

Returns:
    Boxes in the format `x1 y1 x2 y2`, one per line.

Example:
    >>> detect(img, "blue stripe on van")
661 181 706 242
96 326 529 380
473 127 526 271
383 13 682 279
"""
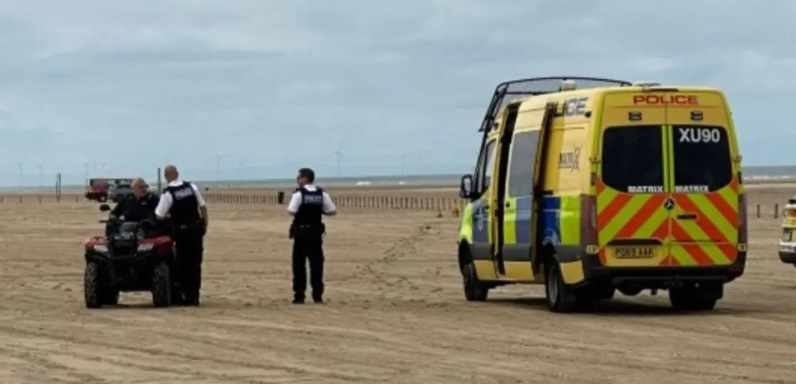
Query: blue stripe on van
472 200 489 243
515 196 532 243
542 196 561 246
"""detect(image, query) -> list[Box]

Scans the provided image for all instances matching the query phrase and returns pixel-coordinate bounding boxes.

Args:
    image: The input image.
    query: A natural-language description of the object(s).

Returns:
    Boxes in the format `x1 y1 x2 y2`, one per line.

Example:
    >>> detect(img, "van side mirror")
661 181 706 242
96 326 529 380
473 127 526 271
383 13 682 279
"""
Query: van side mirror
99 204 111 212
460 174 475 199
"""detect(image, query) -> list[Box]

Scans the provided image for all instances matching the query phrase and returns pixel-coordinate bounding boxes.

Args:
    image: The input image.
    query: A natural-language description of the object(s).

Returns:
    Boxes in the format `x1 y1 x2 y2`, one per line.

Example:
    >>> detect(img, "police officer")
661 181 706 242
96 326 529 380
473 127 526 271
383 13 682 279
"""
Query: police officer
155 165 208 306
110 178 159 222
288 168 336 304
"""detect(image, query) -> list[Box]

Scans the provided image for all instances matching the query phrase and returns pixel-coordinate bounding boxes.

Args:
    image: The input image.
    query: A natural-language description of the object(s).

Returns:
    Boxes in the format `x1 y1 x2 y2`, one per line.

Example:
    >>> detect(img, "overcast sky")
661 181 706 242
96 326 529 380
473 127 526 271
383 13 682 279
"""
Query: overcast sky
1 1 794 186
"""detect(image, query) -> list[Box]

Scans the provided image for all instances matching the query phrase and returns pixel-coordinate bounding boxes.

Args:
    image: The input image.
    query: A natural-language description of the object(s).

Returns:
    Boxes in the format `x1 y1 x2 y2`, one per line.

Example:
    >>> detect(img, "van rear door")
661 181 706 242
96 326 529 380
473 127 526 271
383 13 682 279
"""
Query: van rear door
666 92 740 267
597 94 670 267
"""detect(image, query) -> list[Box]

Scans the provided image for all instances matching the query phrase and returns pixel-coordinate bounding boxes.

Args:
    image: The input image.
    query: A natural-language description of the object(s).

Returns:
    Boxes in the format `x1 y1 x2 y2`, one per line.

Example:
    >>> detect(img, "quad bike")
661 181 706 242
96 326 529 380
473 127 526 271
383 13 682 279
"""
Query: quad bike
83 204 175 308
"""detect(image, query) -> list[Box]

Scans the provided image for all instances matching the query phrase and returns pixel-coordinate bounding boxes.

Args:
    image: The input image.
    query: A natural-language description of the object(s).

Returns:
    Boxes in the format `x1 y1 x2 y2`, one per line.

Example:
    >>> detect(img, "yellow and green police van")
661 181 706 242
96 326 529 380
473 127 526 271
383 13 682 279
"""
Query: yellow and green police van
457 76 747 312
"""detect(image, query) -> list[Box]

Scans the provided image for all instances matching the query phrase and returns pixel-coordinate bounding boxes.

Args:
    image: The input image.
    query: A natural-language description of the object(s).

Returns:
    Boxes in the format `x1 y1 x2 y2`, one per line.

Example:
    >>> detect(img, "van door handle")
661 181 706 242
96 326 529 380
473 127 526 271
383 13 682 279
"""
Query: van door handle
677 213 698 220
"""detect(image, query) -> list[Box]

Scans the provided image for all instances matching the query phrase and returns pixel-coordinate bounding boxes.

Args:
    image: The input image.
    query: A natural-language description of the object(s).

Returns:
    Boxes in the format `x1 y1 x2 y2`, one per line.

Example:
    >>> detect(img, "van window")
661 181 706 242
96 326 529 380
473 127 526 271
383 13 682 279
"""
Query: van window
672 126 731 192
508 131 539 196
602 126 664 193
477 139 497 193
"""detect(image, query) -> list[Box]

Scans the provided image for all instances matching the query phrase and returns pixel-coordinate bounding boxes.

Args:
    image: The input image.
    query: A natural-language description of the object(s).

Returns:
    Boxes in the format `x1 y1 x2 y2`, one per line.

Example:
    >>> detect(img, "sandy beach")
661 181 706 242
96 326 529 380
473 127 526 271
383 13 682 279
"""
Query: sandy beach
0 185 794 383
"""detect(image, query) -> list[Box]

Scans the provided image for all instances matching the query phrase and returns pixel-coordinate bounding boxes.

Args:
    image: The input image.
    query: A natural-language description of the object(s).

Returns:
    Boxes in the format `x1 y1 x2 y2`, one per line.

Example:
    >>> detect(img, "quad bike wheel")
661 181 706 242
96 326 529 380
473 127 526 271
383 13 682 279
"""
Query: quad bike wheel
84 262 102 309
152 262 172 307
462 262 489 301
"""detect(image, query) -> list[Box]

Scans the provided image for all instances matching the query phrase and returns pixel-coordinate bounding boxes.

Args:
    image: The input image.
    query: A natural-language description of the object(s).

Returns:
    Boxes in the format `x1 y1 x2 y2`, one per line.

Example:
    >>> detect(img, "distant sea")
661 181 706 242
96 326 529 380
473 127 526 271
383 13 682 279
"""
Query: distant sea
743 165 796 183
197 174 463 190
202 166 796 188
4 167 796 192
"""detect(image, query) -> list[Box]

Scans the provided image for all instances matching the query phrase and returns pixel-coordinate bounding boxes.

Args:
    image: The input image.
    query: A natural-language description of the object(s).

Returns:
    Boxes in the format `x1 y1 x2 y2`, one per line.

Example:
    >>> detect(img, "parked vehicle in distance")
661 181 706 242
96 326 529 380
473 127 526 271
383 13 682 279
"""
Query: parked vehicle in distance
85 178 134 202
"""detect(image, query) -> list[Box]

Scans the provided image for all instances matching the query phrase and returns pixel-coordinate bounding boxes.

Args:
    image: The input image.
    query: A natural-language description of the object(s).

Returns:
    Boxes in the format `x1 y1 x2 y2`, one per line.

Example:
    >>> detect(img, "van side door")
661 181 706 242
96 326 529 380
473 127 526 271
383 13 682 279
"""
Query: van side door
491 104 520 275
500 103 555 280
500 129 541 280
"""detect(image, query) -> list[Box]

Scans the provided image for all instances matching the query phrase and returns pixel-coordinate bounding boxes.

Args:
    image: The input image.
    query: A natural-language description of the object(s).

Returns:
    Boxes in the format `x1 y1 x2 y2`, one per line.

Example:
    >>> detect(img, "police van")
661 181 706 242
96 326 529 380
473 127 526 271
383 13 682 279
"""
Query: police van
457 76 747 312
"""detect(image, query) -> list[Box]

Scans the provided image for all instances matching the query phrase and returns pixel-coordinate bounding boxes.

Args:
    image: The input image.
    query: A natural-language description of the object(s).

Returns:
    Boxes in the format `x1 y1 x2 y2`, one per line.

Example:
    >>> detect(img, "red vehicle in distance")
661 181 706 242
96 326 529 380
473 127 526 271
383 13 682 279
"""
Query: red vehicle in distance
85 178 134 202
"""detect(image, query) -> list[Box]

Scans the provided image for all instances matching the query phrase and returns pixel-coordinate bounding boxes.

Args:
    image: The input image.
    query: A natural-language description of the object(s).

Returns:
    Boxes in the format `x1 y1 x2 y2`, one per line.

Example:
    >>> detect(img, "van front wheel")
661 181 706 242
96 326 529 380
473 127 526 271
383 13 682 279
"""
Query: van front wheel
545 261 578 313
462 262 489 301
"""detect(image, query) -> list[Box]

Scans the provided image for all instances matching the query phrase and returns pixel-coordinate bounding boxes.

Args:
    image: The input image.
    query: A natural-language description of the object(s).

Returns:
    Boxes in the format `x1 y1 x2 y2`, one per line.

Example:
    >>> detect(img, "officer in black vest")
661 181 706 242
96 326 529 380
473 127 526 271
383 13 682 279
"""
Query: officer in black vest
155 165 208 306
288 168 336 304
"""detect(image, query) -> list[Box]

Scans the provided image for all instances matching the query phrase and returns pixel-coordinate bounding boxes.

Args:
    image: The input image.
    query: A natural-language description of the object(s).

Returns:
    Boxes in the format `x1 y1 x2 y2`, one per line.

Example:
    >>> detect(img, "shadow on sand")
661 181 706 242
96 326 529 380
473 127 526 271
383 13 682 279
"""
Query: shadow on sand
484 296 759 317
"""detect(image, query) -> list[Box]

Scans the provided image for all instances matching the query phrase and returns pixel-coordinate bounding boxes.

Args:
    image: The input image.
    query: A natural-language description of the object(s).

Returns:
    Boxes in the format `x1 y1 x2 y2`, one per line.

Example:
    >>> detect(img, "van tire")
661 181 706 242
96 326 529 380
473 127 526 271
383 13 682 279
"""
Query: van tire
669 282 721 311
545 260 578 313
462 262 489 301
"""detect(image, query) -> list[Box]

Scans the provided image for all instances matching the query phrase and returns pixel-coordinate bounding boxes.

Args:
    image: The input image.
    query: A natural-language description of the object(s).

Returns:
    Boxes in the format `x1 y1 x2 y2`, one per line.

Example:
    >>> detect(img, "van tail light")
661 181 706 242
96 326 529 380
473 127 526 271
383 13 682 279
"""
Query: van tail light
581 195 598 250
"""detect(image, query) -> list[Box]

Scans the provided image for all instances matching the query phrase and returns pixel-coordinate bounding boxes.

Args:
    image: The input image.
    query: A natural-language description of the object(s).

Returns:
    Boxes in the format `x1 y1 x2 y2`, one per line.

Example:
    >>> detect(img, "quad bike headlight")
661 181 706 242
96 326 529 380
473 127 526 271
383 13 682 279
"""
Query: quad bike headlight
137 243 154 252
93 244 109 253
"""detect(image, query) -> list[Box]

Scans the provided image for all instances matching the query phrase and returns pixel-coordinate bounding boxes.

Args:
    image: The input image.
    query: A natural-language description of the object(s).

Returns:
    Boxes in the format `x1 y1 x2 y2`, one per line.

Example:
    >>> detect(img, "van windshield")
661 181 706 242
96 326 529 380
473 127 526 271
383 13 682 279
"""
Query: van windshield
601 126 664 193
672 125 732 192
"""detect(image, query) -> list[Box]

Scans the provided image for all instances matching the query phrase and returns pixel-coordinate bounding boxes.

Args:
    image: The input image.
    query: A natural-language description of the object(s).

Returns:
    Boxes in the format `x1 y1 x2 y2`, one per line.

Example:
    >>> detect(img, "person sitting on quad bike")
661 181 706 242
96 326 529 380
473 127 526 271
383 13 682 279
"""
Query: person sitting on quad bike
107 178 159 235
111 178 159 221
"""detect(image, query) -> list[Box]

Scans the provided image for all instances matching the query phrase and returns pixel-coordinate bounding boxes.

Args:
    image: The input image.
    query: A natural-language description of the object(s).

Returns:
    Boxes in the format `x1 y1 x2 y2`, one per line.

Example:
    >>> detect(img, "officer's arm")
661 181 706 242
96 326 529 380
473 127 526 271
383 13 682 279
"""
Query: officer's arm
287 192 301 215
191 183 207 207
191 184 209 230
154 192 172 219
199 206 208 232
322 192 337 216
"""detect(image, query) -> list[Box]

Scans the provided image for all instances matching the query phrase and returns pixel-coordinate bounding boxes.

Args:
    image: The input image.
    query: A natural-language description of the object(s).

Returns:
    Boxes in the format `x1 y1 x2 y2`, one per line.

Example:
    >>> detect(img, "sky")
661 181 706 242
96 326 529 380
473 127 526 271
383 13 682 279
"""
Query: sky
1 0 795 186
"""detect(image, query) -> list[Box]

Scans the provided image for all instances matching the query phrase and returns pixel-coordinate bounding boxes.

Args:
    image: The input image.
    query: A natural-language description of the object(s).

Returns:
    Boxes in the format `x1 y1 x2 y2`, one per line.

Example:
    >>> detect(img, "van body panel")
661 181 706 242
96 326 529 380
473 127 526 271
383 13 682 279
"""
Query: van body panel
596 92 669 267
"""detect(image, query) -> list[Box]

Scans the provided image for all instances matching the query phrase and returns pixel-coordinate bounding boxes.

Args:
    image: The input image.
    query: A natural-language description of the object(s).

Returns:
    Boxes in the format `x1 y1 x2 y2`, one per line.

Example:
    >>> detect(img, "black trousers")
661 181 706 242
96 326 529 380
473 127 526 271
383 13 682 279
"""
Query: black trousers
174 226 204 301
292 238 324 300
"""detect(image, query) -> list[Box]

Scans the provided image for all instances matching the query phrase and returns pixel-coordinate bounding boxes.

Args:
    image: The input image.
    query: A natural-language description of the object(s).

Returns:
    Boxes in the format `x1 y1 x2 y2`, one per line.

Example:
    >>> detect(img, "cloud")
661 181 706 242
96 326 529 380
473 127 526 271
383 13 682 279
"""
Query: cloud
0 0 794 186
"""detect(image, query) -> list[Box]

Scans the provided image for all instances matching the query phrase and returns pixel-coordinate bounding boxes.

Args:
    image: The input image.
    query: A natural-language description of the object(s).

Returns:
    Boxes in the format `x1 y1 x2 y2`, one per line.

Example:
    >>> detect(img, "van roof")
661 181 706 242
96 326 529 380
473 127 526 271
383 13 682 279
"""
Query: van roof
480 76 725 133
479 76 631 132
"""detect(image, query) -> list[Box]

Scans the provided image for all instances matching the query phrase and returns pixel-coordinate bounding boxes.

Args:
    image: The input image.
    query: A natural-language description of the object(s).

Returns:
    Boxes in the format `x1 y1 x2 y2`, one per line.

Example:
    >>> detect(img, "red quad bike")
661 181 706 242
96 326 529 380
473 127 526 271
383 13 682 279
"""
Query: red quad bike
83 204 175 308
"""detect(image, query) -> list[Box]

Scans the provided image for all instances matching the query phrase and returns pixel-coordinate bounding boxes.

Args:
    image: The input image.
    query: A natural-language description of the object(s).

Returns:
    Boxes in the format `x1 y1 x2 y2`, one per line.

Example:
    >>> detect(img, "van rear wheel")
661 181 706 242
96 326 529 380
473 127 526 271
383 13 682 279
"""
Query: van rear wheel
545 261 578 313
462 262 489 301
669 282 721 311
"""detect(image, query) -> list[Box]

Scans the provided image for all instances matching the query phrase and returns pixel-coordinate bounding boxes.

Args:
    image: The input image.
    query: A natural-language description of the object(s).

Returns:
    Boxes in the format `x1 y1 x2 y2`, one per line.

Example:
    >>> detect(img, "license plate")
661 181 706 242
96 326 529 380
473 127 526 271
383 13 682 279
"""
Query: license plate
613 246 656 259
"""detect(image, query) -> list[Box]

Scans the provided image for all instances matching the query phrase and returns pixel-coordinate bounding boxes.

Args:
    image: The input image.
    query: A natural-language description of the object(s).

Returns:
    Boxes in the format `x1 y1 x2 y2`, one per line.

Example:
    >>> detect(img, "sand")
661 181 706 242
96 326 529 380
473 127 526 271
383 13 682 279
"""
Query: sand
0 187 795 383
